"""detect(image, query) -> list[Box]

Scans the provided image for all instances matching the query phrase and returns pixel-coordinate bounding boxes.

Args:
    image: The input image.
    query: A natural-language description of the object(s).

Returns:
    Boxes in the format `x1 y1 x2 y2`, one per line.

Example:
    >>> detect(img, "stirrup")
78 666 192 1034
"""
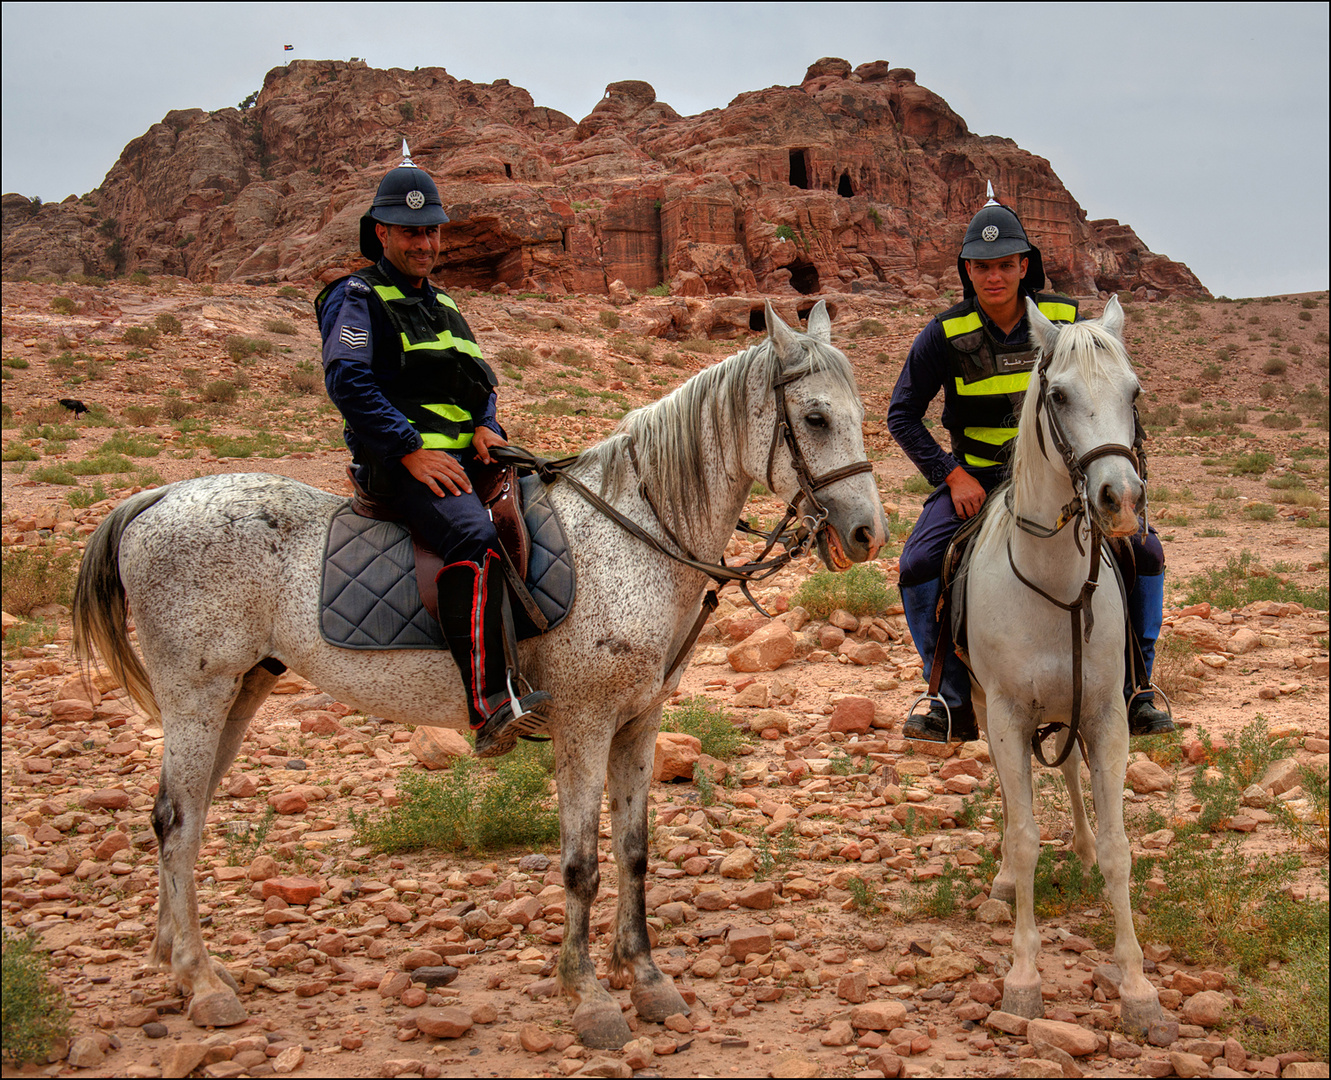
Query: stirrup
474 688 553 758
1127 683 1175 736
904 693 954 743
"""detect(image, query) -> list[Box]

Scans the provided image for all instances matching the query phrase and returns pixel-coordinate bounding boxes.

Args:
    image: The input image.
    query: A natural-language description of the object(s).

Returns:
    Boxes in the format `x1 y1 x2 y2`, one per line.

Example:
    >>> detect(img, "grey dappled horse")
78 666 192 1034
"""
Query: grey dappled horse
73 302 886 1047
962 296 1162 1031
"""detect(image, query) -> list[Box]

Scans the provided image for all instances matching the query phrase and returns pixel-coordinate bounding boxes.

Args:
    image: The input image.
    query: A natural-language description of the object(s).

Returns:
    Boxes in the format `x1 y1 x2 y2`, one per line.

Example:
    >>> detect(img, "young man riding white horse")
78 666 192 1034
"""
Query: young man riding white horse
888 191 1173 743
315 146 548 757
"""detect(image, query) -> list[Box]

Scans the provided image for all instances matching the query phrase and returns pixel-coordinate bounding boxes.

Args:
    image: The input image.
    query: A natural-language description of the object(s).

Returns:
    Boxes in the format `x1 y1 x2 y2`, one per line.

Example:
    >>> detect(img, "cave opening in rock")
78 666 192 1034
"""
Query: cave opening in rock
797 300 838 324
788 260 820 295
749 307 766 332
503 163 513 178
837 171 854 197
788 149 810 190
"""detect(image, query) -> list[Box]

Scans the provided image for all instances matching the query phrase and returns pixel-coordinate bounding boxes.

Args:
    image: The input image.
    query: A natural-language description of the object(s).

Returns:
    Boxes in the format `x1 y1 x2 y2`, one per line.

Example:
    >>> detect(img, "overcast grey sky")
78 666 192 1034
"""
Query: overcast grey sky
3 2 1327 298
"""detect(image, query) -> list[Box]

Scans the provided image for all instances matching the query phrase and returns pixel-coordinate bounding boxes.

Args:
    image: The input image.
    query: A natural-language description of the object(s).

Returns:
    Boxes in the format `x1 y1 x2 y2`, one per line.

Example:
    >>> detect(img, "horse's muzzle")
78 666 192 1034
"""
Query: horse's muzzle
1091 475 1145 537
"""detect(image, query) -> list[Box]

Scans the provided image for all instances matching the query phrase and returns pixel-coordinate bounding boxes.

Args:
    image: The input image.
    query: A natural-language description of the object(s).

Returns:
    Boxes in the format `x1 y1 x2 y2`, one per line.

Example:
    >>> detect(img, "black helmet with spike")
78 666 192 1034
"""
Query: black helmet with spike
359 141 449 261
956 183 1045 298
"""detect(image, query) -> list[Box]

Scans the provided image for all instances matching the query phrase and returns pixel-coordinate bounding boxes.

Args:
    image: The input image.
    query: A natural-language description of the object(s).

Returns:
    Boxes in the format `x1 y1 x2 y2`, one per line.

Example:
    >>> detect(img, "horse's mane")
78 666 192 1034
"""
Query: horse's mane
997 320 1134 545
575 332 860 536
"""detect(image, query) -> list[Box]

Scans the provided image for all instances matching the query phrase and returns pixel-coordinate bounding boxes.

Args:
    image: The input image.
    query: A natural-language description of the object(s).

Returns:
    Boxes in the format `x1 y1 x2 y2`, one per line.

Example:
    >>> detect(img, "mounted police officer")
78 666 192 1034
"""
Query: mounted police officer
315 145 550 757
887 190 1174 743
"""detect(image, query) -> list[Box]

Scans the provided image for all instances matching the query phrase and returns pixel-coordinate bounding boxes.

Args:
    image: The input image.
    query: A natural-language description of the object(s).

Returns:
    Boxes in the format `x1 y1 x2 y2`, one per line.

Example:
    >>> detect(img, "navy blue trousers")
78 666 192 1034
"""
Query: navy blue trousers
898 474 1163 588
357 453 499 567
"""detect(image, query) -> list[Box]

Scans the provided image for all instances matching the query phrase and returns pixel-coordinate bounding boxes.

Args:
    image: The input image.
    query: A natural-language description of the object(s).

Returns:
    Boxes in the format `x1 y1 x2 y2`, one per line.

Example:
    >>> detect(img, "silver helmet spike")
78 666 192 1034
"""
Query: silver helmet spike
401 139 414 167
984 180 998 206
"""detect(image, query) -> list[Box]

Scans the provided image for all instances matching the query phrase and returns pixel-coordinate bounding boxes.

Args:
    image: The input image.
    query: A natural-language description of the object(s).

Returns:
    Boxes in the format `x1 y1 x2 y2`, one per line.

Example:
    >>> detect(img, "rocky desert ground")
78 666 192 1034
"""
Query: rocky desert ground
1 278 1327 1080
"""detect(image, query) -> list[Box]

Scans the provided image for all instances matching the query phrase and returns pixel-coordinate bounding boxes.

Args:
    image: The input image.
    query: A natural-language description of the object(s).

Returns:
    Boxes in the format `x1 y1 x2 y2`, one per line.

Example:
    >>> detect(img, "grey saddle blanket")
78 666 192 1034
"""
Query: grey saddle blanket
320 474 575 650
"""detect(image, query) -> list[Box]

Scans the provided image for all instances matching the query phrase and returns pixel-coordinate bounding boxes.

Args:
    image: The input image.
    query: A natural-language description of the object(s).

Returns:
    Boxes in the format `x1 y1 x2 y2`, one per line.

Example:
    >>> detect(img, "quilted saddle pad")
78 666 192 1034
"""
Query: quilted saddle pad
319 475 575 650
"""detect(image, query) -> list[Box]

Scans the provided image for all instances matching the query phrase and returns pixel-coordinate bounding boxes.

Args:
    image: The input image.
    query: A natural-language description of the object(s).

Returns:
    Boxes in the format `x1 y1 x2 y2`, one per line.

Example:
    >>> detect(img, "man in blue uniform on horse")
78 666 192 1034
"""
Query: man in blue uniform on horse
315 145 550 757
888 190 1175 743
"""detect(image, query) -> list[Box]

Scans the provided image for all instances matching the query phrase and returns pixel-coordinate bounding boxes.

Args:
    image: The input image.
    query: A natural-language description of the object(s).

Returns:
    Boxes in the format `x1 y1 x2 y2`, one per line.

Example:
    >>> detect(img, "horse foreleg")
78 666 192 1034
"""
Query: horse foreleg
1088 716 1161 1034
552 726 632 1050
152 689 249 1028
606 707 689 1023
991 763 1017 905
990 725 1044 1019
1057 736 1097 871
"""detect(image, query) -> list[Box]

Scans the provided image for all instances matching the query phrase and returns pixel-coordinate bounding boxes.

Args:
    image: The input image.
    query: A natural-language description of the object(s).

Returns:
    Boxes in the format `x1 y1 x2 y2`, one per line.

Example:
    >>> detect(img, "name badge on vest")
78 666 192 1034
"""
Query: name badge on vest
1001 355 1034 369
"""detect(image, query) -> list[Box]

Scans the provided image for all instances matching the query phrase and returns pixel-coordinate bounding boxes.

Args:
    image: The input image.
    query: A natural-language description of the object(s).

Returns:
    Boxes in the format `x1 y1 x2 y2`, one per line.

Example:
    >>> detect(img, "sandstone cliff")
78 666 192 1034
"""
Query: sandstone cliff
1 57 1208 304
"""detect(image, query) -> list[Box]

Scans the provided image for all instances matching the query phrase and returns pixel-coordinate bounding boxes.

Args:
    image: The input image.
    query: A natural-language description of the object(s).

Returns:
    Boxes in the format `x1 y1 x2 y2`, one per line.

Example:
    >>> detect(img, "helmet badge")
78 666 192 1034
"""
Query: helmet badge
982 225 999 242
405 190 425 210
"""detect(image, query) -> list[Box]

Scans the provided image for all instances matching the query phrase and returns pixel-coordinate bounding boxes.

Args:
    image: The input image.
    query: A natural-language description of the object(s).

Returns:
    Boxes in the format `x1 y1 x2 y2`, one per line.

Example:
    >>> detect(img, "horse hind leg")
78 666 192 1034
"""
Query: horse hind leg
153 665 278 1028
606 709 689 1024
551 725 632 1050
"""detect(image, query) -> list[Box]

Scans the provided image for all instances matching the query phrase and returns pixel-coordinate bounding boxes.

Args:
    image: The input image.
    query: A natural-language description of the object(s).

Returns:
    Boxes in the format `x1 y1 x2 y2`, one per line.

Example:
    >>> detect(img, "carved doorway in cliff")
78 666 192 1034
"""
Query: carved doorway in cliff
837 171 854 197
789 149 810 189
788 260 820 295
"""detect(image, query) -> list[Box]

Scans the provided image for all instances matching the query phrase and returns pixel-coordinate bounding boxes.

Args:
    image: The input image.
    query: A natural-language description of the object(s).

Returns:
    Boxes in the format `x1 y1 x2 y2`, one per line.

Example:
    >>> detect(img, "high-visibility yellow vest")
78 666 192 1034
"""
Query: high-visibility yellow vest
939 292 1077 468
316 263 497 451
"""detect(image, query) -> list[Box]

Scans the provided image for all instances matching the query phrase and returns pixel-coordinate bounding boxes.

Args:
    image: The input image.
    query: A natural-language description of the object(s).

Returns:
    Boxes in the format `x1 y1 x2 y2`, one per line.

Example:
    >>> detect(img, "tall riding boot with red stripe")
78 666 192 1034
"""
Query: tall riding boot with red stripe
435 551 551 757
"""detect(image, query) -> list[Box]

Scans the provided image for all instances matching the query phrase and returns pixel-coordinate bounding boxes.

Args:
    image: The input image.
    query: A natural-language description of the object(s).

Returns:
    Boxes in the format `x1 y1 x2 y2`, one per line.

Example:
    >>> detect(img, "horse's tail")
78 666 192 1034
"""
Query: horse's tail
72 486 173 722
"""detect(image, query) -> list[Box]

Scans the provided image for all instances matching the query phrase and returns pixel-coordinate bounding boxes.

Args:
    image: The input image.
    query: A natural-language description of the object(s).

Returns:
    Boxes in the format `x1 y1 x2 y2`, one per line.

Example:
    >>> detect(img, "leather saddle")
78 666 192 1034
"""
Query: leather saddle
319 457 575 650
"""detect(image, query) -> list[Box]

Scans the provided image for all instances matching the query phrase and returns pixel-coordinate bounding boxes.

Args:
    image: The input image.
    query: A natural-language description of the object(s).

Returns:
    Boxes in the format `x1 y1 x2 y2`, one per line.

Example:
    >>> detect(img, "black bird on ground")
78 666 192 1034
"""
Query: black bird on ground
58 398 89 416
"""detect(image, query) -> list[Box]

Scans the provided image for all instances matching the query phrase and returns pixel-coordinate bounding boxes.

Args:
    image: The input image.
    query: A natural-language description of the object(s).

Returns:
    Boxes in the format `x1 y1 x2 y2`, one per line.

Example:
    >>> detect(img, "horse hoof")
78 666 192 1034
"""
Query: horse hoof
1120 991 1163 1036
212 959 240 993
631 979 690 1023
1001 981 1044 1020
190 990 247 1028
573 1000 632 1050
990 879 1016 905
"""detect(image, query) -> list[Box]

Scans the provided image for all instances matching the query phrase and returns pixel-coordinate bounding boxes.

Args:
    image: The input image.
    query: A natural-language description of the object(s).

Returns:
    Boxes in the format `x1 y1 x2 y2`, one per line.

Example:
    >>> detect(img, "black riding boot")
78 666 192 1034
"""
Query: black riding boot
435 552 550 758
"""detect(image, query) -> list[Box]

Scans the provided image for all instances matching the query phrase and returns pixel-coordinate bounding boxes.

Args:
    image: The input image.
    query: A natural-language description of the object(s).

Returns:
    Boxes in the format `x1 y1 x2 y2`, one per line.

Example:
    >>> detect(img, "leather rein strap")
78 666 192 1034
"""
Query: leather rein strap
488 372 873 681
1012 357 1146 768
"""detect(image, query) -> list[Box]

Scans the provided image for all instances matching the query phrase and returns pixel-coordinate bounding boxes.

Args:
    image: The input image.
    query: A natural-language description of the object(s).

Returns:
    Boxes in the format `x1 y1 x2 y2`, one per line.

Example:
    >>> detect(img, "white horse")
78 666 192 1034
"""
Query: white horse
963 296 1162 1032
72 301 886 1047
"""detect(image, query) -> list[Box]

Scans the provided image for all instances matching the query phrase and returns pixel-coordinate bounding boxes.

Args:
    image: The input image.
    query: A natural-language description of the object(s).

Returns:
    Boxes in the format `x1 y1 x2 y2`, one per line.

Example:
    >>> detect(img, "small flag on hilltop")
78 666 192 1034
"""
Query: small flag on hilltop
284 44 293 51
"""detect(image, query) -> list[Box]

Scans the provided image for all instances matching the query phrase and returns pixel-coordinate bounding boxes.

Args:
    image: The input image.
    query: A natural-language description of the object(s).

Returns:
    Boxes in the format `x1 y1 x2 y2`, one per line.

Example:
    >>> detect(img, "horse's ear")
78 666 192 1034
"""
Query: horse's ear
1099 294 1125 340
805 300 832 344
1026 296 1061 357
765 301 803 363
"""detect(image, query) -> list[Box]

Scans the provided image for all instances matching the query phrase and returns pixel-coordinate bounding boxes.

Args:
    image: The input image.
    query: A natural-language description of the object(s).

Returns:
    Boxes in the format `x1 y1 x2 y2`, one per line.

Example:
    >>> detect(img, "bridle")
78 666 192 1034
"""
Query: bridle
493 364 874 679
1006 352 1151 768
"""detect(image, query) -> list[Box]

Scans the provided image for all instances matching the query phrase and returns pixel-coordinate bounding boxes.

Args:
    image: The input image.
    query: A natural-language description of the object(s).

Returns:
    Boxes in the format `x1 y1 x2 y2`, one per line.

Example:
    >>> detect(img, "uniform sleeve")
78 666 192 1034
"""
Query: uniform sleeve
476 391 503 437
319 281 423 462
887 319 962 487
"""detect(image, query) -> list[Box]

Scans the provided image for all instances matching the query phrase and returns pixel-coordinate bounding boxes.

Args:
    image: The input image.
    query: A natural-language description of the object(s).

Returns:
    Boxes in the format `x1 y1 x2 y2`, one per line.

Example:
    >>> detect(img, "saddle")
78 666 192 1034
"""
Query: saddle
936 495 995 661
319 456 575 650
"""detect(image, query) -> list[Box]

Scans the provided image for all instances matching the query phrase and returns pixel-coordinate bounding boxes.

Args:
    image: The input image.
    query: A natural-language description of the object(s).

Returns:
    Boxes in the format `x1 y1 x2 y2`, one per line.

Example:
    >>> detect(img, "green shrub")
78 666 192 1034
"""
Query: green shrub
129 271 150 286
201 380 238 404
1232 451 1273 475
1182 550 1328 610
1 543 78 615
1243 502 1277 521
1263 356 1289 375
793 563 896 618
154 313 183 334
67 481 109 509
122 326 159 348
495 346 535 368
1 933 71 1065
1261 412 1302 430
660 696 745 759
598 310 621 329
50 296 77 315
774 224 796 242
122 404 160 426
2 443 39 462
226 335 273 362
28 465 77 485
2 357 30 370
350 745 559 854
903 474 933 495
277 285 304 299
263 318 298 335
288 361 321 395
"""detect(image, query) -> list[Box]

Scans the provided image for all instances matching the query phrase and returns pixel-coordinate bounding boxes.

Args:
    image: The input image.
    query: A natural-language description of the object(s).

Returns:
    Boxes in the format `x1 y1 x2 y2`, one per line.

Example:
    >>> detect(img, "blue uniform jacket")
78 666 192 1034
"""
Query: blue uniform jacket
887 300 1043 486
318 258 500 467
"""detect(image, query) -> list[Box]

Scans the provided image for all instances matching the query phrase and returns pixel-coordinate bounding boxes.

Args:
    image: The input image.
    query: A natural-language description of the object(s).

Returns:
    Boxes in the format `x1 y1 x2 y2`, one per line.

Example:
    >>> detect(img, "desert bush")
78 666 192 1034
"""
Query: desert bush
494 346 534 368
122 326 159 348
277 285 304 299
1139 403 1180 427
201 380 237 404
1 544 78 615
350 744 559 854
263 318 298 335
288 361 321 395
2 444 39 462
598 310 620 329
1183 550 1327 610
100 432 161 458
662 351 688 369
154 313 182 334
1 933 72 1066
162 392 193 421
660 696 745 760
66 481 109 509
903 473 933 495
1232 451 1273 475
1263 356 1289 375
226 335 273 363
1179 387 1202 404
1243 502 1277 521
2 357 29 370
50 296 76 315
793 562 896 618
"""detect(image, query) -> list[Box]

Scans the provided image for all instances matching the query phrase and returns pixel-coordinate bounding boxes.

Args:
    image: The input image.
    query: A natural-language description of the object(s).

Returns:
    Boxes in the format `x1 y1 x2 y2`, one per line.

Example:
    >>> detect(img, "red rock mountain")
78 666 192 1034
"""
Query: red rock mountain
1 57 1207 305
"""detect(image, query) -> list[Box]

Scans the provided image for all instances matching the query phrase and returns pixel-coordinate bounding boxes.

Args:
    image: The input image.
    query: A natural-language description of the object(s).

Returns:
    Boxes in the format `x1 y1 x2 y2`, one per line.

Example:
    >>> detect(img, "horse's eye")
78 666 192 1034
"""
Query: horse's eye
805 412 828 429
1050 388 1067 406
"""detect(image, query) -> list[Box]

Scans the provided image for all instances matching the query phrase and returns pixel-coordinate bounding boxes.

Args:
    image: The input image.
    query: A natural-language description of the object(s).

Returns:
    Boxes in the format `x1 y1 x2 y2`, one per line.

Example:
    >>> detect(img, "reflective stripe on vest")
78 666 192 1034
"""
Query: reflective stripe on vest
368 283 486 362
415 403 474 450
943 297 1077 468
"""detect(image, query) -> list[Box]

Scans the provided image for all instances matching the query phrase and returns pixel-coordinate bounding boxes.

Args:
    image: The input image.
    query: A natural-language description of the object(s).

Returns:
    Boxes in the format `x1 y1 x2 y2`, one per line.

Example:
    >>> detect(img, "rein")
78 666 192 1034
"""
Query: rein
1010 356 1146 768
489 369 873 679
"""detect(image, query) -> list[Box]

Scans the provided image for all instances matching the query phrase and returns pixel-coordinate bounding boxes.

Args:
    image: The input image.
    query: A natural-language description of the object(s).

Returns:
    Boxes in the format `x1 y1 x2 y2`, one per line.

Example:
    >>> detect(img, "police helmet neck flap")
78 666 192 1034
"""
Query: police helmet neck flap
359 141 449 262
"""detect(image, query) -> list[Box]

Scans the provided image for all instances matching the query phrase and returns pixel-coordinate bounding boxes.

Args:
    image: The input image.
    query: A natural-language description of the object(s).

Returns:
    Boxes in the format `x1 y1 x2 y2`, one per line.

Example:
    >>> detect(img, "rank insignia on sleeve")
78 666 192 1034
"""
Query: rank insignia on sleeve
339 326 369 349
347 278 370 294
